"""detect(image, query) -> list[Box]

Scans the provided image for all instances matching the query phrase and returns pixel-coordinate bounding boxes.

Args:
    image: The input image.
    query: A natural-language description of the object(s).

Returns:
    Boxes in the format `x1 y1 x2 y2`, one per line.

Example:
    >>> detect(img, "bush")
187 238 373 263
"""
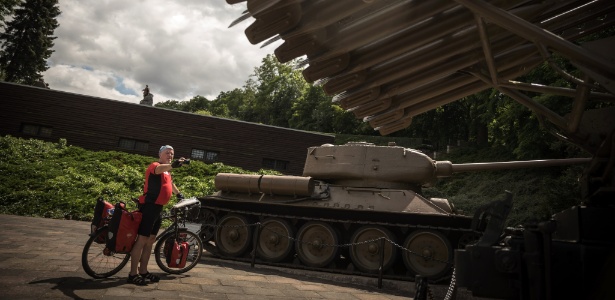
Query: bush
0 135 262 221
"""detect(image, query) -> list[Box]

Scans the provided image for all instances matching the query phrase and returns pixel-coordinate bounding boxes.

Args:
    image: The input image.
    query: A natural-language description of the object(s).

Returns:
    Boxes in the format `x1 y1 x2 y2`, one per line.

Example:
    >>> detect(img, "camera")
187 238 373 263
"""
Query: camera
183 159 191 165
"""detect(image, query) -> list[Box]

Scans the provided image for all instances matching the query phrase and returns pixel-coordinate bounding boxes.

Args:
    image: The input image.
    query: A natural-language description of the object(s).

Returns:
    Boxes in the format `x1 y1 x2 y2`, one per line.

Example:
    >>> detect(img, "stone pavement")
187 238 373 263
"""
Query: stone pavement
0 214 483 300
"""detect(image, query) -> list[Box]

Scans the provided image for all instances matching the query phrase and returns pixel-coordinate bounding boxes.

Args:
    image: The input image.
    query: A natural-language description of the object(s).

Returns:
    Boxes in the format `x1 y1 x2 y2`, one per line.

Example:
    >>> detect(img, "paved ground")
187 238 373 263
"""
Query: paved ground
0 214 477 300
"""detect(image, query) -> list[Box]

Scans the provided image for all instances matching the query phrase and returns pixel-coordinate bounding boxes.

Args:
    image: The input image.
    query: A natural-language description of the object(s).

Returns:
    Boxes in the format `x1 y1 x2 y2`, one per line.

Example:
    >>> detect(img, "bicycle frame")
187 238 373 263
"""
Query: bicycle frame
157 198 201 241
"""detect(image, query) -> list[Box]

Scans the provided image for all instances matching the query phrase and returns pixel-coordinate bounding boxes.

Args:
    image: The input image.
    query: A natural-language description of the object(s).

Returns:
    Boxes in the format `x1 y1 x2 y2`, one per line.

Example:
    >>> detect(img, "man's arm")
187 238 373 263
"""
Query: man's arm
154 158 186 174
154 164 173 175
172 183 180 196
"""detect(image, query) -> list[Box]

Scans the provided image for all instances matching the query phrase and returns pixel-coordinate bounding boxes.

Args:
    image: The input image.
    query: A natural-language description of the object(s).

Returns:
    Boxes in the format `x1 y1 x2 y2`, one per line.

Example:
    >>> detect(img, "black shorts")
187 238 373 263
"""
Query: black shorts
138 202 163 237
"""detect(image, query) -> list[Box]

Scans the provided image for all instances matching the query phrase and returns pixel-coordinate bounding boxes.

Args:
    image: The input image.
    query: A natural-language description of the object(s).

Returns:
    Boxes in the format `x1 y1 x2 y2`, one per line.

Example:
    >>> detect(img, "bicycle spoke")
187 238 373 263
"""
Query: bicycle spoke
82 227 130 279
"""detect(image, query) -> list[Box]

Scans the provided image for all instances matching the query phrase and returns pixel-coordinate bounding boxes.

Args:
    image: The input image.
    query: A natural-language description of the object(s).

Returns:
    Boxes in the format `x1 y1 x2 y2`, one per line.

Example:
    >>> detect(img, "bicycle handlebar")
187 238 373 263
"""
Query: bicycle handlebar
173 197 200 209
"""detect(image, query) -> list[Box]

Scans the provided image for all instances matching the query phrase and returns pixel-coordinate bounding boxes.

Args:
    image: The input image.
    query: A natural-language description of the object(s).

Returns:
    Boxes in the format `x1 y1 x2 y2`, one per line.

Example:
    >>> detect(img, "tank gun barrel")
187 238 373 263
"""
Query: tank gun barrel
435 157 591 177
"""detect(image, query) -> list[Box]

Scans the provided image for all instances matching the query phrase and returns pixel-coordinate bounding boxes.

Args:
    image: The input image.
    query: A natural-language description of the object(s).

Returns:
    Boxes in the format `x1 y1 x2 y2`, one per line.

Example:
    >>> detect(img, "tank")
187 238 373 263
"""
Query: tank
196 142 590 281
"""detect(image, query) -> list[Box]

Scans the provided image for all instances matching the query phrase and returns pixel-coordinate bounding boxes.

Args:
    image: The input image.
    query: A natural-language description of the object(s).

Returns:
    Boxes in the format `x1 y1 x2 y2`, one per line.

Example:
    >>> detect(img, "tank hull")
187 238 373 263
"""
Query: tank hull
196 186 476 281
200 194 472 228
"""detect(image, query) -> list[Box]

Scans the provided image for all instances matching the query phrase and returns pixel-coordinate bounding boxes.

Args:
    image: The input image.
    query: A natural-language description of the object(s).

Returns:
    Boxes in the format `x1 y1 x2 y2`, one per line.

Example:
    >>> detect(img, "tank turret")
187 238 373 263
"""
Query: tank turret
198 142 591 281
303 142 591 189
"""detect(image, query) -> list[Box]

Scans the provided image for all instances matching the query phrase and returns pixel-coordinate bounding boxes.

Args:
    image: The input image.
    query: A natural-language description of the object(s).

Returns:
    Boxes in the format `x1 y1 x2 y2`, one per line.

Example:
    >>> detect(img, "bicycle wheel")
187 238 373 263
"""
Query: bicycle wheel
154 228 203 274
82 226 131 279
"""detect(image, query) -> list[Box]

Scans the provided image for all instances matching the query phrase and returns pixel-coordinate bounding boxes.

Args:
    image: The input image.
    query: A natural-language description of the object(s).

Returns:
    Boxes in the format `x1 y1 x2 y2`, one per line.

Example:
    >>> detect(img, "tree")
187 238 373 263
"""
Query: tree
155 96 210 112
0 0 20 29
182 95 209 112
289 85 330 131
247 55 307 127
0 0 60 85
155 99 183 110
211 88 251 119
463 90 492 146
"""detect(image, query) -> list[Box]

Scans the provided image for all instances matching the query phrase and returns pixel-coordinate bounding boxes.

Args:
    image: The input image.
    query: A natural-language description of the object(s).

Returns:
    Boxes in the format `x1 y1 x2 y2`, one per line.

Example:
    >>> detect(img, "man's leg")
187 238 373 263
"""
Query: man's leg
130 235 149 276
133 203 162 283
138 235 157 274
127 235 149 285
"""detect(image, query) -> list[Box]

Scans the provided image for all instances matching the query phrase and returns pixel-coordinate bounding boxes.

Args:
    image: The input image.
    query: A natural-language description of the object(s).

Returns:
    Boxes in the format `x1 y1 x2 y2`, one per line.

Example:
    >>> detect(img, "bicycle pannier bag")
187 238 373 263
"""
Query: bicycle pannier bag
106 202 142 253
167 240 190 268
91 198 117 244
91 197 114 233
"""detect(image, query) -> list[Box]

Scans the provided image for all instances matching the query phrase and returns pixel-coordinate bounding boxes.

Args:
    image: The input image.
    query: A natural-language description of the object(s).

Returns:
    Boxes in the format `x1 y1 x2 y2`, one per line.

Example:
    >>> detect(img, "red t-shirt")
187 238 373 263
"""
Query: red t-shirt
139 162 173 205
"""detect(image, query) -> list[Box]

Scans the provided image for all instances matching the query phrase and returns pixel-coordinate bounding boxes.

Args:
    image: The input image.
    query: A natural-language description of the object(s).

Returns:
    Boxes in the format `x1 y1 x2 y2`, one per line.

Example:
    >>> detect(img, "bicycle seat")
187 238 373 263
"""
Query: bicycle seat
173 197 200 209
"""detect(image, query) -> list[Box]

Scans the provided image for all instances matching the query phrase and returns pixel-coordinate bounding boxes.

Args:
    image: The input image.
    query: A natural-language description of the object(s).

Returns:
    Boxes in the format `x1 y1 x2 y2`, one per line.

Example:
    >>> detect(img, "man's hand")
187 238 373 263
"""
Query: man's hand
176 193 185 200
171 159 183 168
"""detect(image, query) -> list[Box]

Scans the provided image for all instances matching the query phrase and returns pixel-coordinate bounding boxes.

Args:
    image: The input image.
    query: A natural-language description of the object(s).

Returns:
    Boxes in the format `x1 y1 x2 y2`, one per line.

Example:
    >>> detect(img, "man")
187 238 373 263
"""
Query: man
142 85 150 97
128 145 186 285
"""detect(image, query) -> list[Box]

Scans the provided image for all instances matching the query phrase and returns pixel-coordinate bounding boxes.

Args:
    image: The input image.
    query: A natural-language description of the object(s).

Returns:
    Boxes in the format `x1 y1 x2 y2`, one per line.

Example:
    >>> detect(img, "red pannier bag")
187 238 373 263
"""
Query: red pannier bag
91 197 120 244
90 197 114 233
166 240 190 268
105 202 142 253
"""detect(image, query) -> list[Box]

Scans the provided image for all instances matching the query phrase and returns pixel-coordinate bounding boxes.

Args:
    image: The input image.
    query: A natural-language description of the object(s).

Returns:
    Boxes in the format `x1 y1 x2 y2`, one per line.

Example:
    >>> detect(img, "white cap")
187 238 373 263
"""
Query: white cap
159 145 174 154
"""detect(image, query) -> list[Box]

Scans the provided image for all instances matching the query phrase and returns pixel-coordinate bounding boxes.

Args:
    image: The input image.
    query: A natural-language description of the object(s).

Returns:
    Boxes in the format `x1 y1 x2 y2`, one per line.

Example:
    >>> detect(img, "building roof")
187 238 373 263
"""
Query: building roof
0 81 334 175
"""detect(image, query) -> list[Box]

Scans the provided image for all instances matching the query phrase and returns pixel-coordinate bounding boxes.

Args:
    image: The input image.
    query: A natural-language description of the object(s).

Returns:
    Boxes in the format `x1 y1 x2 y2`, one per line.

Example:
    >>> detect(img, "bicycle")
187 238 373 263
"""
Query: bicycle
82 197 204 279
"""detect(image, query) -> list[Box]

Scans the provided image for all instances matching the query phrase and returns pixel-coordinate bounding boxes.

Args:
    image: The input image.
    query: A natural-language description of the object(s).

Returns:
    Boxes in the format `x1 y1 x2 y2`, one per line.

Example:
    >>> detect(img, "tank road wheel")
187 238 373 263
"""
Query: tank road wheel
295 222 339 268
215 214 253 257
402 230 453 279
256 218 294 262
349 226 397 273
199 208 217 242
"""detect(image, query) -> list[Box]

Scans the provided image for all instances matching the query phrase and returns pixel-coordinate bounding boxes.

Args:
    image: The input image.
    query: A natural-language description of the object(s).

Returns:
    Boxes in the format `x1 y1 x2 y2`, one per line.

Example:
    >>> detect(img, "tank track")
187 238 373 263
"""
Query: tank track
195 196 480 283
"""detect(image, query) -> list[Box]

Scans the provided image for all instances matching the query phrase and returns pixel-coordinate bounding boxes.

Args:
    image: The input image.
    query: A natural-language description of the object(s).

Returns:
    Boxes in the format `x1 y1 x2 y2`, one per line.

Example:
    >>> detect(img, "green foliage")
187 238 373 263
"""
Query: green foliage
155 99 184 110
214 88 256 120
246 55 308 127
289 85 332 131
0 135 259 221
399 99 473 149
0 0 20 29
155 96 211 112
0 0 60 85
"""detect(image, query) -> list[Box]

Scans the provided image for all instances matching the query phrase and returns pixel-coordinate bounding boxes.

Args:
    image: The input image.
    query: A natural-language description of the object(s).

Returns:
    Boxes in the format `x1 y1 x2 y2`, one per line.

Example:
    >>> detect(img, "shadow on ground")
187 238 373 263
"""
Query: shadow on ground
29 276 132 300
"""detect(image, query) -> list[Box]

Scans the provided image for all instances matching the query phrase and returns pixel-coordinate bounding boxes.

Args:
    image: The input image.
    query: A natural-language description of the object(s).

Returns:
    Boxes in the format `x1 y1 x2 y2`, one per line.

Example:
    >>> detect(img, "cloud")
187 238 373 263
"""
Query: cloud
43 0 279 104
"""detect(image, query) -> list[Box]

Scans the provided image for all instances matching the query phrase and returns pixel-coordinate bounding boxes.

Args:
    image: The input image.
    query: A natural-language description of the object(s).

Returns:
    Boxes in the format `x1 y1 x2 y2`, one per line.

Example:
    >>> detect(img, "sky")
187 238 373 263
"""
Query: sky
42 0 280 104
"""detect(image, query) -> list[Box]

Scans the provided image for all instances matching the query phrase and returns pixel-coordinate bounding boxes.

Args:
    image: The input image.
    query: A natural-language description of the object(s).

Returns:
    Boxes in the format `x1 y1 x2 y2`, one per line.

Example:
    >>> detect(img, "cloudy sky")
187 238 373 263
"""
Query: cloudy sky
43 0 279 104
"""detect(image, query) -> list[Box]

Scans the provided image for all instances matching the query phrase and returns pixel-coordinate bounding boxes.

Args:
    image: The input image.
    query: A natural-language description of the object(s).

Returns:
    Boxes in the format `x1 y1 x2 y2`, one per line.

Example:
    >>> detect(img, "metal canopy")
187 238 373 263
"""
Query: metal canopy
226 0 614 151
225 0 615 202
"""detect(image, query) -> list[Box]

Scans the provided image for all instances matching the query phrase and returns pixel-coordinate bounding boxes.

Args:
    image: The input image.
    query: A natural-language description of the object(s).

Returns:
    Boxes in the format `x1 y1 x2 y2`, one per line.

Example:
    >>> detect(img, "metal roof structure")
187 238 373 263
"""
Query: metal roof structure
226 0 614 154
